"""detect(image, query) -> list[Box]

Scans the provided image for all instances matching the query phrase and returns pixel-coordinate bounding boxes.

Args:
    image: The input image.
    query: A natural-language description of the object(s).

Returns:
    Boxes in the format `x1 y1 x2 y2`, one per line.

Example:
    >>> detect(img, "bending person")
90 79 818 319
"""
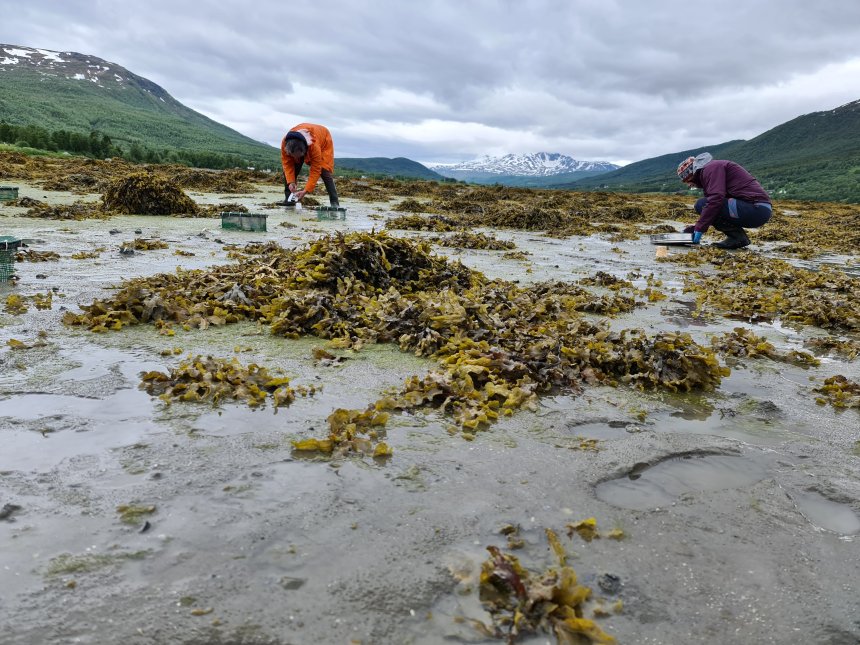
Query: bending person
677 153 772 249
280 123 339 207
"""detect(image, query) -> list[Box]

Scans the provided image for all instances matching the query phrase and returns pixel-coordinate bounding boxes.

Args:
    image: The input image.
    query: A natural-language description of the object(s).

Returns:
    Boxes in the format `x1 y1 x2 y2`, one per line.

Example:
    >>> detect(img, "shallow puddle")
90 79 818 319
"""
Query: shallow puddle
0 389 145 420
0 390 159 471
595 453 768 510
789 490 860 536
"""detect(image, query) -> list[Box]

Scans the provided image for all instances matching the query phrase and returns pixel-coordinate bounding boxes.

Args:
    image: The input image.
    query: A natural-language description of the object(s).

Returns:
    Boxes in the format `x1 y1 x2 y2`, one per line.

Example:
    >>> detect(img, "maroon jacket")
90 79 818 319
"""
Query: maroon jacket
693 160 771 232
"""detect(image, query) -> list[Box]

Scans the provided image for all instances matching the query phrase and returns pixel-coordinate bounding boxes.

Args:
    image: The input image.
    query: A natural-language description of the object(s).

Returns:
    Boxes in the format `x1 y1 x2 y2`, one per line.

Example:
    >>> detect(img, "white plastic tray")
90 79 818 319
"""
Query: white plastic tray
649 233 696 246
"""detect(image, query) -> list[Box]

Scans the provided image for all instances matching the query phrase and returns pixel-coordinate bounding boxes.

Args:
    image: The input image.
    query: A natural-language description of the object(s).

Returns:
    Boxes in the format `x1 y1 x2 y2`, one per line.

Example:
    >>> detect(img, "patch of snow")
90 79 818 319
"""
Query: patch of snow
35 48 65 62
72 73 86 80
0 57 19 65
2 47 32 58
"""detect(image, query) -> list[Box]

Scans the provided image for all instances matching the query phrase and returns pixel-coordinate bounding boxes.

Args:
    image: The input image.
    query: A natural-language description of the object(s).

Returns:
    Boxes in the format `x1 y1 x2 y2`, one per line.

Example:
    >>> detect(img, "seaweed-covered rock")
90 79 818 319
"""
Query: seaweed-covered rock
102 172 199 215
392 198 428 213
386 214 457 232
431 231 516 250
24 202 111 220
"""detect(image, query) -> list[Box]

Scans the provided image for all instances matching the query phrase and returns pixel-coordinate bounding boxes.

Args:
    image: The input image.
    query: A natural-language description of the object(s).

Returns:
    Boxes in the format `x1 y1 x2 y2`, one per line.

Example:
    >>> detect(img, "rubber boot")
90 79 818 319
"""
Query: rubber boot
322 173 339 208
712 227 750 249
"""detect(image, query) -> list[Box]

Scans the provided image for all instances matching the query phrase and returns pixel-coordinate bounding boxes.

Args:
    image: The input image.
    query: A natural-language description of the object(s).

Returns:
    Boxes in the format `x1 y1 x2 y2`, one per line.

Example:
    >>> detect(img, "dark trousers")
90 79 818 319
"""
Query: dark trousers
284 162 339 206
694 197 772 231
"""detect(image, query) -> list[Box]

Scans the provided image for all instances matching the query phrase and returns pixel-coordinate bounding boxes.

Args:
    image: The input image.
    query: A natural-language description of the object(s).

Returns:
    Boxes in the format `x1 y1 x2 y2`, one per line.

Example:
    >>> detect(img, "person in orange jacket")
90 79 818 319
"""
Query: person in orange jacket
280 123 339 207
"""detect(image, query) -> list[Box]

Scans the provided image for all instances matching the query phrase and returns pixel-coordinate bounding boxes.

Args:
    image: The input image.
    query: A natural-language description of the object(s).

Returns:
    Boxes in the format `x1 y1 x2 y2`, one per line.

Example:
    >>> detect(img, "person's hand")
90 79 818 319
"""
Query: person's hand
288 182 297 193
682 225 696 234
692 231 703 244
294 189 307 201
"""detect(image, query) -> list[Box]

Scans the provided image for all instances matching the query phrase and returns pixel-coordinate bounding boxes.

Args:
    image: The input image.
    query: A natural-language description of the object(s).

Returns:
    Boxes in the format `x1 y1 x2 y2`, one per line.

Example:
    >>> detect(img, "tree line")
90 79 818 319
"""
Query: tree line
0 121 278 171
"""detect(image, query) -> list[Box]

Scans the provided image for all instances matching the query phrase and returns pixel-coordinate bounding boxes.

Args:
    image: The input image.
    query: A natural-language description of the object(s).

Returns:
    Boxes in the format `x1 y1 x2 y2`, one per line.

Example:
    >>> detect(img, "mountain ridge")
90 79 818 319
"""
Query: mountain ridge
562 99 860 201
429 152 618 177
428 152 619 187
336 157 446 180
0 43 281 167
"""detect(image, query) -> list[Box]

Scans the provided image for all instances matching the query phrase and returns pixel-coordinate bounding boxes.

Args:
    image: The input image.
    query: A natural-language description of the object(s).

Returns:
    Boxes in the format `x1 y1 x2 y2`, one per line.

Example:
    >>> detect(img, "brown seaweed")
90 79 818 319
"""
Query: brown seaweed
102 171 199 215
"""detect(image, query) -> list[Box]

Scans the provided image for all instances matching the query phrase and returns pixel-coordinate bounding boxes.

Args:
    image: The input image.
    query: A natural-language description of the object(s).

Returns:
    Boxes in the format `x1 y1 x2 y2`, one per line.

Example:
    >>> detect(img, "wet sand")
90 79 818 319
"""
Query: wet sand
1 179 859 644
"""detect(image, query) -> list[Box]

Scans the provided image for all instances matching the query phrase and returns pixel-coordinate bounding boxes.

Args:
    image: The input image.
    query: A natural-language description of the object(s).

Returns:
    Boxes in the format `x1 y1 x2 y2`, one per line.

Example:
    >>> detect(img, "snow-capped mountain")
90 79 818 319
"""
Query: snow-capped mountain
0 44 173 99
427 152 619 187
429 152 618 177
0 43 277 164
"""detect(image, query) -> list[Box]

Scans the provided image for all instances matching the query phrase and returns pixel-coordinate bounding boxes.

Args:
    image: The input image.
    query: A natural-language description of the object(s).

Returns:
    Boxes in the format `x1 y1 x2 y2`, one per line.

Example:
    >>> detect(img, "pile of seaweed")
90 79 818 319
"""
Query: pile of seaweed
41 172 106 193
140 355 300 408
804 337 860 361
127 239 169 251
677 252 860 332
164 167 258 193
194 203 249 218
65 231 728 455
710 327 820 367
22 201 112 221
0 152 270 197
814 375 860 409
0 151 35 178
386 214 458 232
16 249 60 262
0 153 138 190
415 191 670 241
476 528 616 643
338 178 392 202
431 232 517 250
472 203 569 231
3 197 45 209
755 201 860 256
392 198 428 213
102 172 200 215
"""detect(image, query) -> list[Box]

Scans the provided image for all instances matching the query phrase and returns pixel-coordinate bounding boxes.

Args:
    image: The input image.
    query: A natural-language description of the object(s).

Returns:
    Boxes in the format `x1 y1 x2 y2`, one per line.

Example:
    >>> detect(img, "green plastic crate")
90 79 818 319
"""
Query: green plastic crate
221 212 267 232
0 186 19 202
314 206 347 221
0 236 21 282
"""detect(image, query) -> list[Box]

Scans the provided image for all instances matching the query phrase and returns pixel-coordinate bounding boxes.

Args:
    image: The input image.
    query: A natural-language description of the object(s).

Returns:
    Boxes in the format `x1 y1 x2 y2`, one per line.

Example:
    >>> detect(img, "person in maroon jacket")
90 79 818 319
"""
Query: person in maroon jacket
677 153 772 249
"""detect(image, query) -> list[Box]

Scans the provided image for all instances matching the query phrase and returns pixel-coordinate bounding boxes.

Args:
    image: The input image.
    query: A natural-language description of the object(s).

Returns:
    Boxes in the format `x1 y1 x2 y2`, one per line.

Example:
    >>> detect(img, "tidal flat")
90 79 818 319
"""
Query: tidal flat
1 157 859 644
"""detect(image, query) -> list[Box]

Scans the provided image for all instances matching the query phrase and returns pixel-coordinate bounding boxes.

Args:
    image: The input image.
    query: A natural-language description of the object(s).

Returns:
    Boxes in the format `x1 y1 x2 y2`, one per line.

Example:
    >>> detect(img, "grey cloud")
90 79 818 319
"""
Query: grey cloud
4 0 860 164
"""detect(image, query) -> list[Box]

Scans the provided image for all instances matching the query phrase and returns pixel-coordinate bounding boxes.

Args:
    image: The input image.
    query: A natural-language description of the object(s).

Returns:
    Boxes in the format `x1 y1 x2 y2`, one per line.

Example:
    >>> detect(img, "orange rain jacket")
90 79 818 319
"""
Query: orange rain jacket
280 123 335 194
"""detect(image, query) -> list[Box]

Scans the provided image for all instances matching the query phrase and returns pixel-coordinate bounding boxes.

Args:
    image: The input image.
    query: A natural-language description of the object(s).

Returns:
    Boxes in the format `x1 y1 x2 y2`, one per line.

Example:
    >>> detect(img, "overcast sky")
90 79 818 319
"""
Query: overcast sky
3 0 860 166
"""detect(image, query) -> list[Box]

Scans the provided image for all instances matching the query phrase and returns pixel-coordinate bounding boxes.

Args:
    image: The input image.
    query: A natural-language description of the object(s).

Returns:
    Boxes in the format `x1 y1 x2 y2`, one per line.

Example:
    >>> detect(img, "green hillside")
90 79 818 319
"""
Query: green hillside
565 99 860 202
561 141 745 193
0 44 281 168
336 157 446 180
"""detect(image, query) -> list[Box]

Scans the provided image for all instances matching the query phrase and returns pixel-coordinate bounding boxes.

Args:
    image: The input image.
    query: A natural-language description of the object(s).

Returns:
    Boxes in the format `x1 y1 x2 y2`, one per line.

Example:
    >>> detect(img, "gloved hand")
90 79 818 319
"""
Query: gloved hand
682 225 696 234
692 231 703 244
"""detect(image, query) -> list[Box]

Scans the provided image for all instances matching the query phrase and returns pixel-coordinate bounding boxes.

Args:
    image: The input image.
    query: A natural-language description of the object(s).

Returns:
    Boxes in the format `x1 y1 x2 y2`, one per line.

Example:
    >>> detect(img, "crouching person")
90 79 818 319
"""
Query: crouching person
677 153 772 249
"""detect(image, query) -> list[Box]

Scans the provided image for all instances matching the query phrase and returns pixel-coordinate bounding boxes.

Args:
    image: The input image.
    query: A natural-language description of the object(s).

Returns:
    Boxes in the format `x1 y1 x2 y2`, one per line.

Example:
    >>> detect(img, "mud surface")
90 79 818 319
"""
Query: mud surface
1 175 859 644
